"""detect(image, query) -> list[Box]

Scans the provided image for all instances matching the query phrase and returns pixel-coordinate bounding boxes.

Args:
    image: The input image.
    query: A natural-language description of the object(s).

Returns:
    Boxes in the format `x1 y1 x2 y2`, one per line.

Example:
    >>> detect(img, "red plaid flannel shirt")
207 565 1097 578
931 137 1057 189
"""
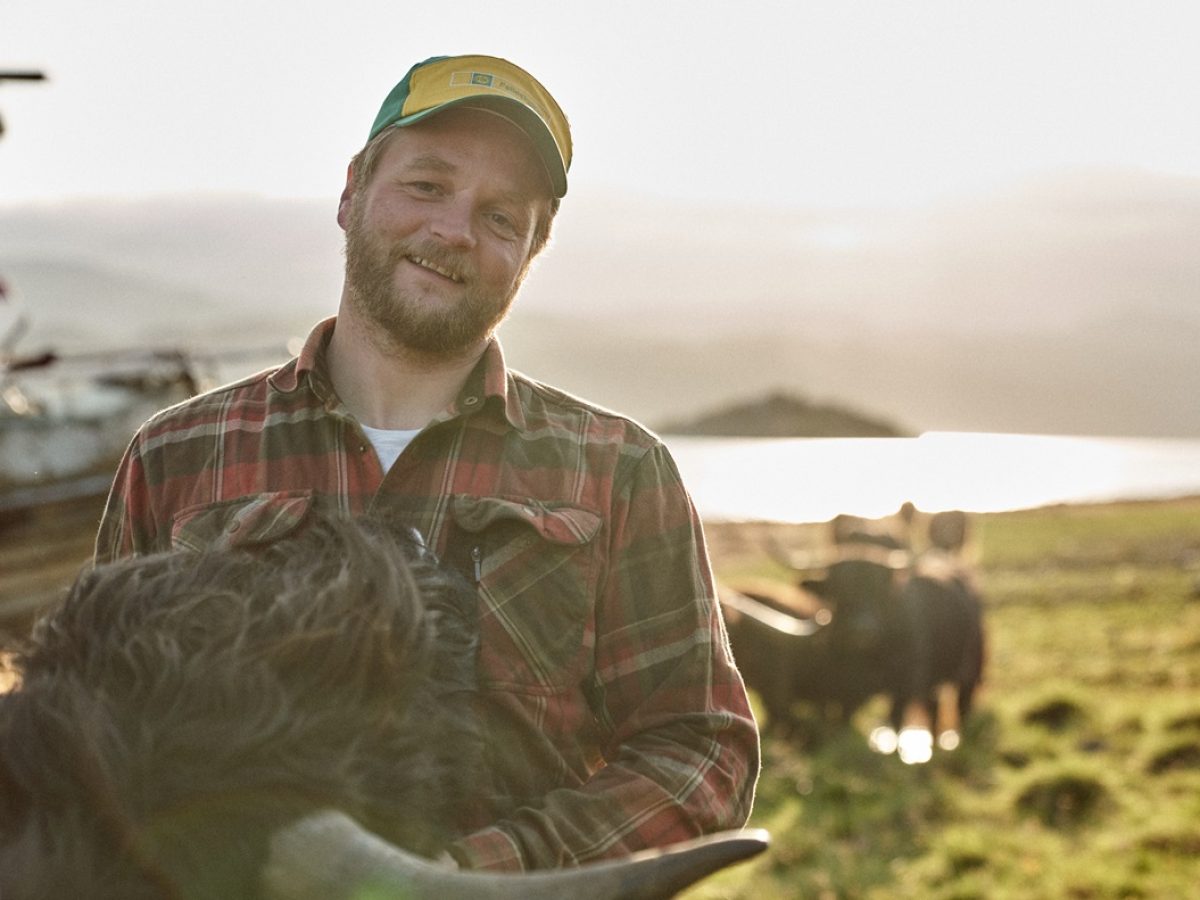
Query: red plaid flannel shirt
95 317 759 870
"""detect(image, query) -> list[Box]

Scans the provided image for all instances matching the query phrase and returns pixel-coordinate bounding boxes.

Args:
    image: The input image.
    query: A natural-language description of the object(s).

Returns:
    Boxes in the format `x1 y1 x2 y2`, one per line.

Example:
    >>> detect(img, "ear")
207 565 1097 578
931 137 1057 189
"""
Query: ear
336 162 355 232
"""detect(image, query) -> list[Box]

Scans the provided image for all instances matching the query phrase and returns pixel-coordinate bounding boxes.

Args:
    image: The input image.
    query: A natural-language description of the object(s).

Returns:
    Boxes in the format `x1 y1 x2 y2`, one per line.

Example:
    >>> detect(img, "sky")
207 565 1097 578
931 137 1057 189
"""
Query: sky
3 0 1199 211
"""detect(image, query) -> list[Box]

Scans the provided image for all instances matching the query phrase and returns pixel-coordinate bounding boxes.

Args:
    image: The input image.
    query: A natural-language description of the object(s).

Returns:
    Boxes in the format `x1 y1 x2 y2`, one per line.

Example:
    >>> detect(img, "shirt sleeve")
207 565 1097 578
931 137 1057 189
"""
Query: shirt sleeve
447 441 761 870
94 433 159 562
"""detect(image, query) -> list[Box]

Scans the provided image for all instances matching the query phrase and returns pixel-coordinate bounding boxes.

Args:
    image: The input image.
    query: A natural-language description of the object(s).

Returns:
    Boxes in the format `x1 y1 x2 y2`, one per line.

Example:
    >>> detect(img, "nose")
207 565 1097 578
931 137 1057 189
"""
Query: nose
429 194 476 249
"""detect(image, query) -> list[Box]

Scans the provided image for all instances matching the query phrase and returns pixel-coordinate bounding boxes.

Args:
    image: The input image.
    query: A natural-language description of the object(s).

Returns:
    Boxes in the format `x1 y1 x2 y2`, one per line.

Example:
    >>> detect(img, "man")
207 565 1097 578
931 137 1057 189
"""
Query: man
96 54 759 871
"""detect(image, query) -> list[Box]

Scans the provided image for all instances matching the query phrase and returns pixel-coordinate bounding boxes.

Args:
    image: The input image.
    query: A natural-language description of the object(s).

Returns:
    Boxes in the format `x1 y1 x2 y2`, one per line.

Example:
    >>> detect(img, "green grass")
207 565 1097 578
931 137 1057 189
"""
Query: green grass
690 498 1200 899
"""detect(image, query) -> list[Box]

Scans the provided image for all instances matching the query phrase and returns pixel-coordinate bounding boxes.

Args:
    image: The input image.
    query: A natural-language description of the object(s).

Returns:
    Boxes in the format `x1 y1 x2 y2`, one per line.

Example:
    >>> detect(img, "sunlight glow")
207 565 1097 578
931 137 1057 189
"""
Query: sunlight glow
868 726 899 755
667 433 1200 523
870 725 937 764
897 727 934 766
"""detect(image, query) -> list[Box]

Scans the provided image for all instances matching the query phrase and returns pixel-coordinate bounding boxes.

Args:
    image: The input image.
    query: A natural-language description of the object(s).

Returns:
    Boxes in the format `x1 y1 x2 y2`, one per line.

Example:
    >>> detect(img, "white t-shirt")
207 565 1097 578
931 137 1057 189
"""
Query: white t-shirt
359 424 422 473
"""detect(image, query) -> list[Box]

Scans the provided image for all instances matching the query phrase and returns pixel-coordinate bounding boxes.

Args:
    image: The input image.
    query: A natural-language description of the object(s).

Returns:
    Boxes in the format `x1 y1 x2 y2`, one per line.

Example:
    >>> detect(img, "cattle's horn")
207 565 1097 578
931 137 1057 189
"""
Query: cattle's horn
264 809 768 900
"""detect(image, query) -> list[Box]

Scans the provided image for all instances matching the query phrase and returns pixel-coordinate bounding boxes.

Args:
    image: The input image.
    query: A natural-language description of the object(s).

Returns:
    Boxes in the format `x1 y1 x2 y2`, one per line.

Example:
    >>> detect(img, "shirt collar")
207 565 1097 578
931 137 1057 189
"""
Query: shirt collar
267 316 336 399
447 337 527 432
269 317 526 431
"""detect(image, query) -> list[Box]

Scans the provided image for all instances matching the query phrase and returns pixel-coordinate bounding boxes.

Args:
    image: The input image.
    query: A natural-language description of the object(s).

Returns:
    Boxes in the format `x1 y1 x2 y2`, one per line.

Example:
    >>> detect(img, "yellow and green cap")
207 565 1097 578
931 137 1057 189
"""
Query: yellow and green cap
369 54 571 198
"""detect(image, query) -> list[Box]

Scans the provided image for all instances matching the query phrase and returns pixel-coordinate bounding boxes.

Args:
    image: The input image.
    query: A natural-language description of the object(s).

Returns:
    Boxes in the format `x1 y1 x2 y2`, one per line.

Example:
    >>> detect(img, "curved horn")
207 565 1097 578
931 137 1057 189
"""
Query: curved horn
264 810 768 900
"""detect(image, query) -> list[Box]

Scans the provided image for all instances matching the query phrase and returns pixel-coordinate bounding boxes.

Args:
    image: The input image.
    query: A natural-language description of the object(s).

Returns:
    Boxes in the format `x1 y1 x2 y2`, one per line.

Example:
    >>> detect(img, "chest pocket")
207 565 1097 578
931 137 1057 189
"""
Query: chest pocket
170 491 315 552
449 495 602 694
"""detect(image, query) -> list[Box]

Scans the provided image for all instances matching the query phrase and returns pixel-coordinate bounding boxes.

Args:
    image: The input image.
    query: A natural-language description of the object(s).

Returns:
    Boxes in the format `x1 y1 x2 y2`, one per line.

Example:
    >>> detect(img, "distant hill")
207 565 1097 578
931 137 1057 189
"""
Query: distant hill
656 391 909 437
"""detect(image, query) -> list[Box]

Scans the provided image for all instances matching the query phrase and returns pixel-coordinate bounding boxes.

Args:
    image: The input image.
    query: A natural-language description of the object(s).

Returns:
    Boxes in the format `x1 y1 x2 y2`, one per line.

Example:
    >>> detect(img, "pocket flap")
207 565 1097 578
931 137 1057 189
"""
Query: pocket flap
451 495 601 546
171 491 314 552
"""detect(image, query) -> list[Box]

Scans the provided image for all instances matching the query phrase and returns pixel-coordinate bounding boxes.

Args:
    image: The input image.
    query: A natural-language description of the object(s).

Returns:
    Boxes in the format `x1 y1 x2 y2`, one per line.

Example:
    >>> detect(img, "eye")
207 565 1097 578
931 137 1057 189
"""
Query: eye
407 180 442 196
488 211 514 230
486 210 527 238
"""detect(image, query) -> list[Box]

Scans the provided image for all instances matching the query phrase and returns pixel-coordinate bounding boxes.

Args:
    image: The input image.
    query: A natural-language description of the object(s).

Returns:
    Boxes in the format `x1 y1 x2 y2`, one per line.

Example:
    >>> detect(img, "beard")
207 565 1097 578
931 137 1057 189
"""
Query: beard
343 203 525 359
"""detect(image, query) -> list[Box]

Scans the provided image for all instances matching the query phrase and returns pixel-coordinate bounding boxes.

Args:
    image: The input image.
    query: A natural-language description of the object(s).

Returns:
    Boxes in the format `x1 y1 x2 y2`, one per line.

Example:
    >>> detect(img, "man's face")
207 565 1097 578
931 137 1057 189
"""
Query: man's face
340 106 553 359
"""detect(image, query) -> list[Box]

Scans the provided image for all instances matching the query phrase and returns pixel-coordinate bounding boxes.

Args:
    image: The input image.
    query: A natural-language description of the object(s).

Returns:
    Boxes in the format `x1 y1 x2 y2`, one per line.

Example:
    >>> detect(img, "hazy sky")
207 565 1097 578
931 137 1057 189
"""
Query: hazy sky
3 0 1198 210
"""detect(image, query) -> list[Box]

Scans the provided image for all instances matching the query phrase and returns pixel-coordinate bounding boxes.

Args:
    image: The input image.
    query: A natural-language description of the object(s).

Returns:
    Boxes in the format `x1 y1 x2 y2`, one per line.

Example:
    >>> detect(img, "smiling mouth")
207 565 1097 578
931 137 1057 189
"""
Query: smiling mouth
407 255 464 284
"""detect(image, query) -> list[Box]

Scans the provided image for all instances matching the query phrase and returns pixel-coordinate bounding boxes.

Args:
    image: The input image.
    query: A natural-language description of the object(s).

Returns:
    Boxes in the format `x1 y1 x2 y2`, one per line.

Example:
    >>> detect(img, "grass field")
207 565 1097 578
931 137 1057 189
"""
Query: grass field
692 497 1200 899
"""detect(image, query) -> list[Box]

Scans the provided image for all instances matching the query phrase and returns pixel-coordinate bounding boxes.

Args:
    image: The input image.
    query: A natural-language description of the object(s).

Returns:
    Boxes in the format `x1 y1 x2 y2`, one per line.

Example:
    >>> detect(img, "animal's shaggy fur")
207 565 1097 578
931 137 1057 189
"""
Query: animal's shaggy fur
0 516 481 899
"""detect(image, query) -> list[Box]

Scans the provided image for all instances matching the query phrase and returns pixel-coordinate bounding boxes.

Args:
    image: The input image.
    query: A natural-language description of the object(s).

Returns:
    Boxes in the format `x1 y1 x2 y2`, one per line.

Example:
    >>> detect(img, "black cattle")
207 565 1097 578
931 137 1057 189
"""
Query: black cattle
801 555 985 749
0 515 765 900
722 510 985 757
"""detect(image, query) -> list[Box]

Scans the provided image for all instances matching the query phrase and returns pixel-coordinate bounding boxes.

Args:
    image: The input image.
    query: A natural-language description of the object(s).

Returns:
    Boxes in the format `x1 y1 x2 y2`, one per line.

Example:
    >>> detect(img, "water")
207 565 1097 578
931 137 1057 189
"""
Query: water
665 432 1200 523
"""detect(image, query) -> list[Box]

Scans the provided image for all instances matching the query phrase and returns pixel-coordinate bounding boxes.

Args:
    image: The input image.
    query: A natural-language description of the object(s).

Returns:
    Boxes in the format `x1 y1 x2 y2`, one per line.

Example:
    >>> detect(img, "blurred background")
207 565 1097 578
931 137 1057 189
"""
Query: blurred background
4 4 1200 896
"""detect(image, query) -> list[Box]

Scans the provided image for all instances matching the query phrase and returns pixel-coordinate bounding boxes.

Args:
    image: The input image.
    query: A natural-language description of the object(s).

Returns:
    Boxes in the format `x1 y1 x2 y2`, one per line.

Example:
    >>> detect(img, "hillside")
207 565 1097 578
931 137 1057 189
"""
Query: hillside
655 391 908 438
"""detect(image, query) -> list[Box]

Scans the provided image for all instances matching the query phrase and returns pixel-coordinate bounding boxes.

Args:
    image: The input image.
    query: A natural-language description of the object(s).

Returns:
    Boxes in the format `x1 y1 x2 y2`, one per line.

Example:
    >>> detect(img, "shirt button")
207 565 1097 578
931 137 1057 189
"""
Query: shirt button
463 396 479 407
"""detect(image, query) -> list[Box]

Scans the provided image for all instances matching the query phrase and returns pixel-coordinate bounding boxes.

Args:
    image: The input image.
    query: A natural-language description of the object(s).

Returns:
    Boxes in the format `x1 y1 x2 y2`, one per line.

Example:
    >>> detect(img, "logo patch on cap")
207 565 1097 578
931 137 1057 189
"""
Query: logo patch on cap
456 72 495 87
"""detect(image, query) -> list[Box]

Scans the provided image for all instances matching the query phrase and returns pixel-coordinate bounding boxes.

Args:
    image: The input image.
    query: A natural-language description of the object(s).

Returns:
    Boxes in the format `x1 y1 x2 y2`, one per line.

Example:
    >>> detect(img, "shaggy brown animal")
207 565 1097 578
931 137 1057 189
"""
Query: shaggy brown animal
0 515 481 899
